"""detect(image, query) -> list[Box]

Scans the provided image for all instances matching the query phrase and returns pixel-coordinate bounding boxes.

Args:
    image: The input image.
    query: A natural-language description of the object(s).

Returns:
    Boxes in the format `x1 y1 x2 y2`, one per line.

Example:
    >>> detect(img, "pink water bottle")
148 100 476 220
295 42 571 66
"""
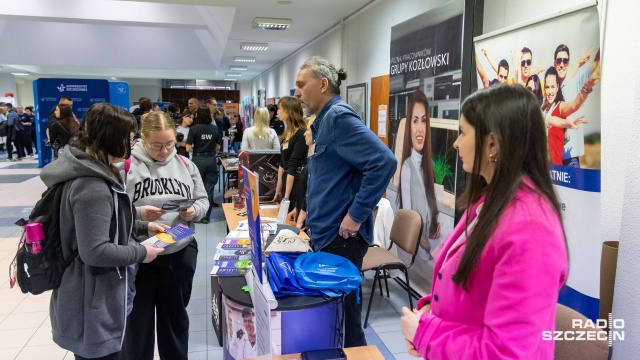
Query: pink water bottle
25 223 45 254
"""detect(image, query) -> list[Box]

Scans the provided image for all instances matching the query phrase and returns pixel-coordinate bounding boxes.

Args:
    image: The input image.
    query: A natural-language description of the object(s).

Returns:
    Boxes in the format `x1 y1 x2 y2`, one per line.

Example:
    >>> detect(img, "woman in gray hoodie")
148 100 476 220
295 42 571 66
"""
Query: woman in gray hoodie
40 103 165 360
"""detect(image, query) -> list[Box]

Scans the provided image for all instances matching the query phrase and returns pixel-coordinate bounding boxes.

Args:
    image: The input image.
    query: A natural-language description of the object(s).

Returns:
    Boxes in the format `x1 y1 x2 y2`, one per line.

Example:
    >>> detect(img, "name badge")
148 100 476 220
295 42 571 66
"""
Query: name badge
307 143 316 157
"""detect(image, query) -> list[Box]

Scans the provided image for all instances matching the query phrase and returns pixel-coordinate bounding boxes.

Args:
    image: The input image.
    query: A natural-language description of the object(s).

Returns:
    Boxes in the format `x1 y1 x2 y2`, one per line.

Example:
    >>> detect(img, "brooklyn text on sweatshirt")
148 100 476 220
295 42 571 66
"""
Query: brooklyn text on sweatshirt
132 177 192 202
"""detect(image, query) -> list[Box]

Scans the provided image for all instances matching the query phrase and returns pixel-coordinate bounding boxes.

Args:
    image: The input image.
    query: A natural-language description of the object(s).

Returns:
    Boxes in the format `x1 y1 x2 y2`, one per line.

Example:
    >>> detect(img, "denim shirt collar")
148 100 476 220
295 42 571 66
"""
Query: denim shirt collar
311 95 342 135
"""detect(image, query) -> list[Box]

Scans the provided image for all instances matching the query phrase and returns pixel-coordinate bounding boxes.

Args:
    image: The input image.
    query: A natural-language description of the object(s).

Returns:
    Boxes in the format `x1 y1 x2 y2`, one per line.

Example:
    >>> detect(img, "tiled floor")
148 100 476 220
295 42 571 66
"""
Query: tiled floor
0 150 416 359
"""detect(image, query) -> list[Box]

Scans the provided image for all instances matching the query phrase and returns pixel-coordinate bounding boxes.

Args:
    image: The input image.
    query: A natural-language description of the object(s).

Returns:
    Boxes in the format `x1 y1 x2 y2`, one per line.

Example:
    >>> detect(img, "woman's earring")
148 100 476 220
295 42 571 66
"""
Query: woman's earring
489 153 498 163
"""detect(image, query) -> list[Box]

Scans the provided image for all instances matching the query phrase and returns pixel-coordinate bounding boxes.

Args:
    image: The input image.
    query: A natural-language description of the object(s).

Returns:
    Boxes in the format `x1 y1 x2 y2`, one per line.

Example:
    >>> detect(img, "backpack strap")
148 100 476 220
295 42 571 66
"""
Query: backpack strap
177 154 188 168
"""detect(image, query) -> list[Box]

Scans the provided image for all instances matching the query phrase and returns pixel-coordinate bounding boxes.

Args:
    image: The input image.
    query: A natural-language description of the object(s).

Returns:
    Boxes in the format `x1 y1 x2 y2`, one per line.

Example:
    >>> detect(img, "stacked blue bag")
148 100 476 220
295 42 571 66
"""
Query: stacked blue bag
266 252 362 302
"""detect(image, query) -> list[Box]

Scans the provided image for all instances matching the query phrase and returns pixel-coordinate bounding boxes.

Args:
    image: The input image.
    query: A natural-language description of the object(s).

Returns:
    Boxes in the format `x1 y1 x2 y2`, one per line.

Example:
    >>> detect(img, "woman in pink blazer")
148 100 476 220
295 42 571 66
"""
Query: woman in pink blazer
401 84 568 359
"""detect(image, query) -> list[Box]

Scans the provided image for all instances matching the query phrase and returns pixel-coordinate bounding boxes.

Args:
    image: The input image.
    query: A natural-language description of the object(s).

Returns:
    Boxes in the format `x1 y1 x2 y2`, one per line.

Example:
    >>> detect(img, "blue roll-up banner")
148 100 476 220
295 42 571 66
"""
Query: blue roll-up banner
33 78 110 167
109 81 130 111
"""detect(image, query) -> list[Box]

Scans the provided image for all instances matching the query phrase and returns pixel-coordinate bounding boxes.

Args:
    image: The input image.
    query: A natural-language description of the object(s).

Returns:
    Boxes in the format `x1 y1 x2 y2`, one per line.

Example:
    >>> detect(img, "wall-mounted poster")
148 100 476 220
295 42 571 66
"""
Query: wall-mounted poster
474 4 602 320
346 83 367 124
386 0 464 296
258 89 266 108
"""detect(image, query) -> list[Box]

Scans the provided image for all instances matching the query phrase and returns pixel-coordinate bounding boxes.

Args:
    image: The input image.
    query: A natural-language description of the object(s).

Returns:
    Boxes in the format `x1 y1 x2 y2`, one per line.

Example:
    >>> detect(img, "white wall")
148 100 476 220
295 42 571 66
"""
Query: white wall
600 0 640 356
15 80 34 107
0 74 19 104
251 0 448 104
127 79 162 105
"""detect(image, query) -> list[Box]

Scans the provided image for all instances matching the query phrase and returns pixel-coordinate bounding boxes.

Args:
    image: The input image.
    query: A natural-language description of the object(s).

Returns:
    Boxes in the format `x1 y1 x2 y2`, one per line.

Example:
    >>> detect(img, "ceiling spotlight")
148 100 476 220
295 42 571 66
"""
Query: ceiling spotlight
12 72 29 76
252 17 292 30
226 73 242 77
240 42 269 51
234 56 256 63
229 66 248 71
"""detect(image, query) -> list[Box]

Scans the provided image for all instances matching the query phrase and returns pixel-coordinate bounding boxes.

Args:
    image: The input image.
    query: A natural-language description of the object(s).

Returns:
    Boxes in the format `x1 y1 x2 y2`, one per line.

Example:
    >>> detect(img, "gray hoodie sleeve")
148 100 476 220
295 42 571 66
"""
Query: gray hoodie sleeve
69 179 147 266
185 159 210 220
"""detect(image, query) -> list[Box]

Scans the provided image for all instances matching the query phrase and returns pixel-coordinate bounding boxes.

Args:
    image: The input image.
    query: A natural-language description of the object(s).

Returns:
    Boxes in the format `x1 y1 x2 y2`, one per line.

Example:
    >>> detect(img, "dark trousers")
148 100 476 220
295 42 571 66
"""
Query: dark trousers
192 155 219 219
31 131 37 152
21 133 33 156
121 240 198 360
320 233 369 347
7 131 24 159
75 352 120 360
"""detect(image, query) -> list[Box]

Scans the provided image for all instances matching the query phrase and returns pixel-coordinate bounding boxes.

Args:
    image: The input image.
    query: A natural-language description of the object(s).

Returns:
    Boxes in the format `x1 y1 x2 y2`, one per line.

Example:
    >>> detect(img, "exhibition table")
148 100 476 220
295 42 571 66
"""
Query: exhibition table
243 345 385 360
213 204 336 360
221 203 309 239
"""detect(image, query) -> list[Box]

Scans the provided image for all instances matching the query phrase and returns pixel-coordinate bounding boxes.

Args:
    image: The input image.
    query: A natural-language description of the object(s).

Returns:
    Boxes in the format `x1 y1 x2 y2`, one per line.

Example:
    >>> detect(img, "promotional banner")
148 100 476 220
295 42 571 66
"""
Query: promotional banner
108 81 129 110
33 78 110 167
387 0 465 295
243 166 264 284
474 5 602 320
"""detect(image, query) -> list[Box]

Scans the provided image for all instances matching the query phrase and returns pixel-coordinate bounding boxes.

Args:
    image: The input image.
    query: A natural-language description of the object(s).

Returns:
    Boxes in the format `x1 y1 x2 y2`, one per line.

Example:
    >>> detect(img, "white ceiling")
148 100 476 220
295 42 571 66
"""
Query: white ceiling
0 0 372 83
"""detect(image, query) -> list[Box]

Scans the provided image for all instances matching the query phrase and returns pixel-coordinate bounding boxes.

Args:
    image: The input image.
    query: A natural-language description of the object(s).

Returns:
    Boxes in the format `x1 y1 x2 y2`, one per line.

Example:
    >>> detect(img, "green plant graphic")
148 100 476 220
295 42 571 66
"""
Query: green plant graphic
432 153 454 185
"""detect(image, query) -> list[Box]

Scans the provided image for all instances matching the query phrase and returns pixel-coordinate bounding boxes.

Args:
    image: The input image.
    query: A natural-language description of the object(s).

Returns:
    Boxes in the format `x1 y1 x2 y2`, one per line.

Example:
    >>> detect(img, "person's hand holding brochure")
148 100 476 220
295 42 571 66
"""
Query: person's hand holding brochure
141 223 195 248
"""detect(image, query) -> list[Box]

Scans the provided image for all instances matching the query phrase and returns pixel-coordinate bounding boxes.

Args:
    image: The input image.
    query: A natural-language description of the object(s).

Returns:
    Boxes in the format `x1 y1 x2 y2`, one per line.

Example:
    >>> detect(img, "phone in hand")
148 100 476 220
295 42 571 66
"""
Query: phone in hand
161 199 196 212
301 348 347 360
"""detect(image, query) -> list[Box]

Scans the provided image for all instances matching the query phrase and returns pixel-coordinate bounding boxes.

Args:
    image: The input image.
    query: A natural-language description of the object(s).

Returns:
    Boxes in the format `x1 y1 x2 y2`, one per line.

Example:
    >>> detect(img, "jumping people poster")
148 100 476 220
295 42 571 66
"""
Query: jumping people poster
474 4 602 320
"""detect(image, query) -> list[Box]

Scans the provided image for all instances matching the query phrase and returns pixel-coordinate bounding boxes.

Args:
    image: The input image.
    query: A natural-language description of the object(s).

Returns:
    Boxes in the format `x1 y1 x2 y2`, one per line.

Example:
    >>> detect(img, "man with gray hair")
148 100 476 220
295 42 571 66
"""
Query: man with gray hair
295 56 396 347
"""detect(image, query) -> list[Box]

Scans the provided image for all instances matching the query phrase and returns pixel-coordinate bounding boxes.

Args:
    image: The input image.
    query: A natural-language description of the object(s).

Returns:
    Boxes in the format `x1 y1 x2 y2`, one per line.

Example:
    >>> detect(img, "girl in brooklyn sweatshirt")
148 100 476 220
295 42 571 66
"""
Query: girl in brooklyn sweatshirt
120 111 209 360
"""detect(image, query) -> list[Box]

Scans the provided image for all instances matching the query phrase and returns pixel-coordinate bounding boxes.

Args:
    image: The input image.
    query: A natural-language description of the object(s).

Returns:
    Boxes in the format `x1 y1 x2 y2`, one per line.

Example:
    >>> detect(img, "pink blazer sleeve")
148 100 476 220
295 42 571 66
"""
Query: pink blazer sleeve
412 212 567 359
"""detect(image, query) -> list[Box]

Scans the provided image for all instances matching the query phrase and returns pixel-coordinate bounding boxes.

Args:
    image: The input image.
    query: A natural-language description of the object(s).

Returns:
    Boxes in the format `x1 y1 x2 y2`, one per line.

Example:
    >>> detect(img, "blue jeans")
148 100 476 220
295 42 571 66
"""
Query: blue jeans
232 141 242 154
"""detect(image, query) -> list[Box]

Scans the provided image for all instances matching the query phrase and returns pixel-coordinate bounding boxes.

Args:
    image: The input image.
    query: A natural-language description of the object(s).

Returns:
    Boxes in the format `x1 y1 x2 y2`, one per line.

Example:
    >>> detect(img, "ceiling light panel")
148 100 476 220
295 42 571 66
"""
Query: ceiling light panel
229 66 248 71
252 17 292 30
234 56 256 63
240 42 269 51
226 73 242 77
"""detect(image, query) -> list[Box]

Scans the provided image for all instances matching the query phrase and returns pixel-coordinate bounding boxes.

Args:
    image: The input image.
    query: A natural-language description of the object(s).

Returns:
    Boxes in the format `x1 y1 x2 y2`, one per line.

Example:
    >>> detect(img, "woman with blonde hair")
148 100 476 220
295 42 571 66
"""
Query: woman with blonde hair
273 96 308 211
120 110 209 360
241 107 280 151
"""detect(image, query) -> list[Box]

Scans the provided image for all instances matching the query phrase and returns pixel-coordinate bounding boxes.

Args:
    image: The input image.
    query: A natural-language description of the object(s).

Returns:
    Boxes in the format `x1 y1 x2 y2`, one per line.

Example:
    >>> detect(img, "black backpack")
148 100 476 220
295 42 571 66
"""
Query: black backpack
10 184 76 295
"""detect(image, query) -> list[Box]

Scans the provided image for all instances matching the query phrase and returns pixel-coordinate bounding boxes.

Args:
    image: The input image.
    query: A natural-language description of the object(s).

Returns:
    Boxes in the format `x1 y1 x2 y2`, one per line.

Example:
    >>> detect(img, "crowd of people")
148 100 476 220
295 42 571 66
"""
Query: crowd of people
26 52 573 360
476 43 601 167
0 103 37 161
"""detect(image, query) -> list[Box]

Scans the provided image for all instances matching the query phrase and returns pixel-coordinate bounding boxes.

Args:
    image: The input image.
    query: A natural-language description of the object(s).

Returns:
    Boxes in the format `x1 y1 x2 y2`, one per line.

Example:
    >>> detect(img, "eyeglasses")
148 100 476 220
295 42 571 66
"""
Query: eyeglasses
145 140 176 151
555 57 569 65
521 59 531 67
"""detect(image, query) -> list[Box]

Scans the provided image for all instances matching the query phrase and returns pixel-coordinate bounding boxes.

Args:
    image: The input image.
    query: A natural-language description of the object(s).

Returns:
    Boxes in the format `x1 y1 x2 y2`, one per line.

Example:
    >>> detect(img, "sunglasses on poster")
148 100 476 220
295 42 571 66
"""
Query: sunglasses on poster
555 57 569 65
521 59 532 67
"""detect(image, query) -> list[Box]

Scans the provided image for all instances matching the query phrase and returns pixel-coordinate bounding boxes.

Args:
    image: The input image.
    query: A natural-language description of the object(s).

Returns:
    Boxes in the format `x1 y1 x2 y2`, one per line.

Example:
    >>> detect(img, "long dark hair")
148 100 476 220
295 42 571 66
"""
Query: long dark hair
278 96 306 142
525 74 543 105
453 84 566 290
57 104 80 135
542 66 565 112
398 90 438 238
72 103 136 180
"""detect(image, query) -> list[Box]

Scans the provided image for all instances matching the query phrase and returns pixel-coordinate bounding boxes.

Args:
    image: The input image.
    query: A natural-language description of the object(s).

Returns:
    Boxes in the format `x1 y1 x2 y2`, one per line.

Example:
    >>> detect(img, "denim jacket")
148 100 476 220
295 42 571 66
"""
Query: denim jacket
306 96 396 251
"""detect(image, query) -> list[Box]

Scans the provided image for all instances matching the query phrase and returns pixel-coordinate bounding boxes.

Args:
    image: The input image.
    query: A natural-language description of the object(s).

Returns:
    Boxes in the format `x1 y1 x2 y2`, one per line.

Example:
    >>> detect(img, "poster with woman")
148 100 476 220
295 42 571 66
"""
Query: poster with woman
474 4 602 320
386 0 464 295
